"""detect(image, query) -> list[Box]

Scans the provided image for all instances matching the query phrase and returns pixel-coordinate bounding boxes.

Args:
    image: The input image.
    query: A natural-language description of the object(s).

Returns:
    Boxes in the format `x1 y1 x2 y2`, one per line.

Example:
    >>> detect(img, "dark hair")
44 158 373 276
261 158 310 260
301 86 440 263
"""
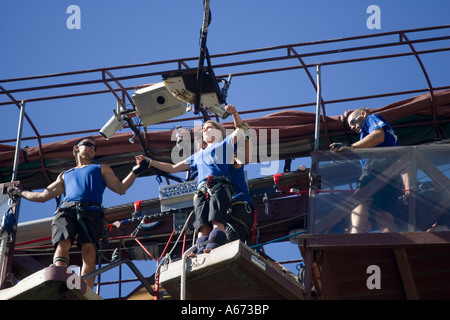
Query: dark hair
73 136 95 164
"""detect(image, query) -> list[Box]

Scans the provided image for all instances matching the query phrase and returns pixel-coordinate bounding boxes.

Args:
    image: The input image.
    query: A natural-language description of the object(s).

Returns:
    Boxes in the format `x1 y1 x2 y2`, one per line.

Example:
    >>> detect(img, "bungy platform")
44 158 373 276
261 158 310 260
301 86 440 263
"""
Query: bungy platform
0 266 101 300
159 240 305 300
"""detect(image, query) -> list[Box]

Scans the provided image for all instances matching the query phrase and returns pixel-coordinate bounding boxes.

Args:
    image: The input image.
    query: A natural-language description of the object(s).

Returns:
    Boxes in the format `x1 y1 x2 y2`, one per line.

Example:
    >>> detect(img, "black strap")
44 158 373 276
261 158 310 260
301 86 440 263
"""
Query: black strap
60 201 101 209
53 256 70 267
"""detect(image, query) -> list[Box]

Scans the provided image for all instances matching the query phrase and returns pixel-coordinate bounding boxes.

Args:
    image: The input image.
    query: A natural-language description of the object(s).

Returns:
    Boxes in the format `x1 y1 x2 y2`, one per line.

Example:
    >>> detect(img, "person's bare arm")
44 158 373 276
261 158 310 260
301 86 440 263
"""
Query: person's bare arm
226 104 243 128
352 128 385 149
225 104 251 164
330 128 385 152
20 172 65 203
102 163 137 195
135 155 190 174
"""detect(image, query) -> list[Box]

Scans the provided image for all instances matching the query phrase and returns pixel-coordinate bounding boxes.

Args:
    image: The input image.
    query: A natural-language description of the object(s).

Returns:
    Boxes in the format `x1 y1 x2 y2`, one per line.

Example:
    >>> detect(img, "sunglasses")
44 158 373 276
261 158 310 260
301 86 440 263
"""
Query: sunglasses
78 141 97 151
349 113 362 126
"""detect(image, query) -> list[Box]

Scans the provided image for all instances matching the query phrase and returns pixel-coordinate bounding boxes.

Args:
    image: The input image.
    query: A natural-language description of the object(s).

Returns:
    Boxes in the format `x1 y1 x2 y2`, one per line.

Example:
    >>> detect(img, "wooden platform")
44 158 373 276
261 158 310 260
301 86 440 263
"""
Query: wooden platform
159 240 305 300
300 231 450 299
0 266 101 300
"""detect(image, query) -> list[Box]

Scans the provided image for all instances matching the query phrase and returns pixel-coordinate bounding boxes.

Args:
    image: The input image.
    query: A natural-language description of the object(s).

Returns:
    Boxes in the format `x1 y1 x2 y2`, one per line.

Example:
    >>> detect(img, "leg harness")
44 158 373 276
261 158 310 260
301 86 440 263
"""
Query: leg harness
53 256 70 267
195 175 233 204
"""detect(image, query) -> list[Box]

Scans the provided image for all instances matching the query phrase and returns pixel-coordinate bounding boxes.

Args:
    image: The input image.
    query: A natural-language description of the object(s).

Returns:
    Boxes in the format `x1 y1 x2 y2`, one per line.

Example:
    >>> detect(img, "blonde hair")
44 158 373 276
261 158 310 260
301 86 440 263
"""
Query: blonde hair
194 120 227 151
204 120 226 138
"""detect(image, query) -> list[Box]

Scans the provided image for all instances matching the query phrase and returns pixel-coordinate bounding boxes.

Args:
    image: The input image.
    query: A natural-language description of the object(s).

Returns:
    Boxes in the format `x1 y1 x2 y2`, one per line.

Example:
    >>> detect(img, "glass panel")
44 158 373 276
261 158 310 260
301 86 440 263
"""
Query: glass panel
309 145 450 234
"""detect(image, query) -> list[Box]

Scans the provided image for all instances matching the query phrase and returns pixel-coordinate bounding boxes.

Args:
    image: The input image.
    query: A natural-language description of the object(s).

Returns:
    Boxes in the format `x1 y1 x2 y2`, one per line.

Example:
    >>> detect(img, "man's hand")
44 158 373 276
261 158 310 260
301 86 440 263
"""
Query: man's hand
329 142 353 152
132 156 152 175
7 186 22 198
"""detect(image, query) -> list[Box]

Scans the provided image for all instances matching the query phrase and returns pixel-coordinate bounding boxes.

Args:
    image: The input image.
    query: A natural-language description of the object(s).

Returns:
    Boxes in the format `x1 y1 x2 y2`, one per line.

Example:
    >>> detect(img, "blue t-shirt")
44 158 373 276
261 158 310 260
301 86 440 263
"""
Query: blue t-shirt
63 164 106 205
228 165 253 206
185 135 236 186
361 114 398 147
360 114 398 168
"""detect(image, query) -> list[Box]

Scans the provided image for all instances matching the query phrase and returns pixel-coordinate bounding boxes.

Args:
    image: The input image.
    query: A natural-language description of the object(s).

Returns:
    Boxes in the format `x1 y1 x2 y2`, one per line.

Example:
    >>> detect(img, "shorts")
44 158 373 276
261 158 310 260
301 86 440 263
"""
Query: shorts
226 201 255 242
193 179 234 230
356 158 402 214
51 207 105 249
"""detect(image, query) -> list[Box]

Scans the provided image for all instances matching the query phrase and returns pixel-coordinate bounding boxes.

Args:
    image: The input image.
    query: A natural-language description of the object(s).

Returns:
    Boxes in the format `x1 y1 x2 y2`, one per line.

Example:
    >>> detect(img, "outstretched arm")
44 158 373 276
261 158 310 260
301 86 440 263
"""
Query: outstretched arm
135 155 190 173
226 104 251 165
18 172 66 203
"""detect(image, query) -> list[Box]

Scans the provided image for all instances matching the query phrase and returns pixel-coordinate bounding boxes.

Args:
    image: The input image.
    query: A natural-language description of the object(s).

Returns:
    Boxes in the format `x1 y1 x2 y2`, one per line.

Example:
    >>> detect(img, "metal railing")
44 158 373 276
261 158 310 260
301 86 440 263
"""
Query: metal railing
81 258 156 299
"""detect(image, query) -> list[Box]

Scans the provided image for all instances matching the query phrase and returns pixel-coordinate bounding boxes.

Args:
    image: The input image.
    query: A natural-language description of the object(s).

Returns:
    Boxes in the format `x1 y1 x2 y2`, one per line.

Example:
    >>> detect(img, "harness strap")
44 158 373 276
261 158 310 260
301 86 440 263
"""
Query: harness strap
60 201 101 209
53 256 70 267
205 175 213 204
74 206 111 263
196 176 233 204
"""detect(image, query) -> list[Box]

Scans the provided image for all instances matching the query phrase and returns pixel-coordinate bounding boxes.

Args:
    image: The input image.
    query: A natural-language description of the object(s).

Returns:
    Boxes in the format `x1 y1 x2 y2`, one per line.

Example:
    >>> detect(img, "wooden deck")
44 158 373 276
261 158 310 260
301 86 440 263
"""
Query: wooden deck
299 231 450 299
0 266 101 300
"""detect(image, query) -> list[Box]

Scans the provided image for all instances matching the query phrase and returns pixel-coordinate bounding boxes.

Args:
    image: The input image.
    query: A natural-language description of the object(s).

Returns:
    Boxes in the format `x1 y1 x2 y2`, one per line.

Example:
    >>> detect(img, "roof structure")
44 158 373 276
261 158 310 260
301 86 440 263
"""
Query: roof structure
1 25 450 300
1 25 450 190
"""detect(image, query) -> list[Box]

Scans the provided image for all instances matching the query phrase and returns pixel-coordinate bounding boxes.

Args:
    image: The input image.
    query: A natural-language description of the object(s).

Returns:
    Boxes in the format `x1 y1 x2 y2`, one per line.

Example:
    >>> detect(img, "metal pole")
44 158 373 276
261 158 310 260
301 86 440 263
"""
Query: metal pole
0 225 8 287
314 65 322 151
194 0 210 115
0 101 25 287
12 102 26 181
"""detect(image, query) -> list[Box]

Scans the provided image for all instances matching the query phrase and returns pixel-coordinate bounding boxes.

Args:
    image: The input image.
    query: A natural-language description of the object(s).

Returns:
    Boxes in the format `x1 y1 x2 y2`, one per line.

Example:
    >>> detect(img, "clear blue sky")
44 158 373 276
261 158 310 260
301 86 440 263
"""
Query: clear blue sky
1 1 449 298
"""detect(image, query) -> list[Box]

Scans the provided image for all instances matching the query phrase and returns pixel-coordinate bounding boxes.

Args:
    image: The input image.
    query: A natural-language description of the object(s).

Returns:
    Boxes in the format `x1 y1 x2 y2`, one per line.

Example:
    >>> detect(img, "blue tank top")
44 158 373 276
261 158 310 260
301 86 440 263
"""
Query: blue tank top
63 164 106 205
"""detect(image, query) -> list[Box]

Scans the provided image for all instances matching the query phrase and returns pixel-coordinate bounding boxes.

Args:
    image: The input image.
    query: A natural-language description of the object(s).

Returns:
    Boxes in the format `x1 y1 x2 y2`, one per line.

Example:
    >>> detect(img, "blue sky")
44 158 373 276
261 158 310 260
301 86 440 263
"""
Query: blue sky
1 1 449 298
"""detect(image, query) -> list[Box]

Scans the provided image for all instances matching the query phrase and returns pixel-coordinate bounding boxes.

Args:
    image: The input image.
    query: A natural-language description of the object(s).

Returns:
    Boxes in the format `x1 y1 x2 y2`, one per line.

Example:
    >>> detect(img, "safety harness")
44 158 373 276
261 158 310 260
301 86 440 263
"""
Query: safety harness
194 175 234 205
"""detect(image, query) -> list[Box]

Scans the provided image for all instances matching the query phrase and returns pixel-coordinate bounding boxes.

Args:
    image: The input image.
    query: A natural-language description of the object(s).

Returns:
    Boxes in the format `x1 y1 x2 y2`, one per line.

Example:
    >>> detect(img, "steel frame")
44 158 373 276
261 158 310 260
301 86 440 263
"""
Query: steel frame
1 25 449 146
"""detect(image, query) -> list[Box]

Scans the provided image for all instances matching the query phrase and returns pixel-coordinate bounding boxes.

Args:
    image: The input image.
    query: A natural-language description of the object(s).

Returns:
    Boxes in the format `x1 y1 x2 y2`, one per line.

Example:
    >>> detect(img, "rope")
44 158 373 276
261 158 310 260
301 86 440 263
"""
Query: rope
132 236 156 261
76 208 111 263
158 229 175 262
181 245 197 300
147 210 194 300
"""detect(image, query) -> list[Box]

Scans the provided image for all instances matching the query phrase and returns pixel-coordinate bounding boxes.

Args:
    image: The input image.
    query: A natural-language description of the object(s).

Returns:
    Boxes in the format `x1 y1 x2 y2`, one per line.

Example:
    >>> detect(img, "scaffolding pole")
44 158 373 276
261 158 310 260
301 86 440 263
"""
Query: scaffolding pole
314 65 322 151
0 102 25 288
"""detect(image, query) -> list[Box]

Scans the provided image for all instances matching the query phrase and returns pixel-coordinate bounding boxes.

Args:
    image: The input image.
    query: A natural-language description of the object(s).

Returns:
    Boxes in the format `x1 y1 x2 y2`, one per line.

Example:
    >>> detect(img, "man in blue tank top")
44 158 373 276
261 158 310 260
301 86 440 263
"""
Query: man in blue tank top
330 108 409 234
13 136 143 288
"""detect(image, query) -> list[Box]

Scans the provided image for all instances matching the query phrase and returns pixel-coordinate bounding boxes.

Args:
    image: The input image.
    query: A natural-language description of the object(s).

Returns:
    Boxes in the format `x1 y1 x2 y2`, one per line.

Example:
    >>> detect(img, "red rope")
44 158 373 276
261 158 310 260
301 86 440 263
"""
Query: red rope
132 236 156 261
158 229 175 262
